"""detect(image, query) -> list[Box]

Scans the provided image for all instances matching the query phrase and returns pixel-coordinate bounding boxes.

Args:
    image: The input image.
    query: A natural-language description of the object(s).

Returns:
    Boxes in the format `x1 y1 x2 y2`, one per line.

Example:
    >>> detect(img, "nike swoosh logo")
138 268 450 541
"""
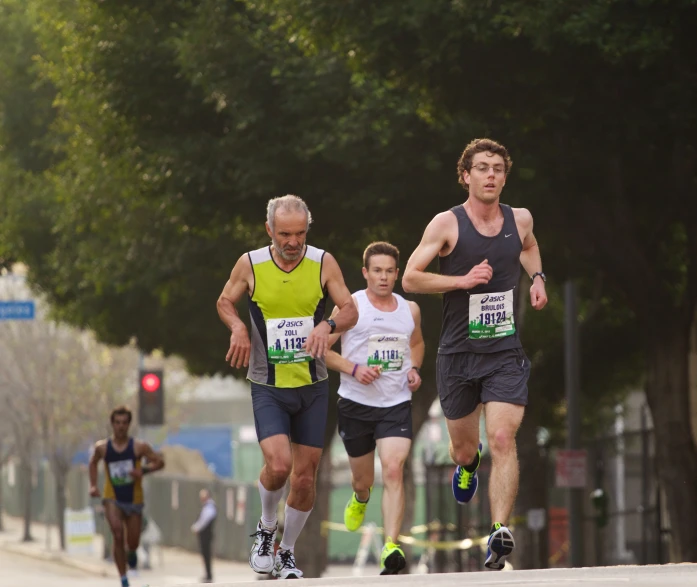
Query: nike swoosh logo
505 234 512 238
283 280 290 283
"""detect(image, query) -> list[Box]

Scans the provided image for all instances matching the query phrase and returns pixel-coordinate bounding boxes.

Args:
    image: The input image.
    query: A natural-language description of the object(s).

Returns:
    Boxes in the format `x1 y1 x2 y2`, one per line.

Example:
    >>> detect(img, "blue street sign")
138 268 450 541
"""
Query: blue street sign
0 301 35 321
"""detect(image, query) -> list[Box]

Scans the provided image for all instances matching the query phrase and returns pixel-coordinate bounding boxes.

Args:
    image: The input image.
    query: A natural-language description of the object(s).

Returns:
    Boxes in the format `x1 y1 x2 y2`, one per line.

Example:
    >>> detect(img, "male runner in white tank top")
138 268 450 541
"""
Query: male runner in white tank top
325 242 425 575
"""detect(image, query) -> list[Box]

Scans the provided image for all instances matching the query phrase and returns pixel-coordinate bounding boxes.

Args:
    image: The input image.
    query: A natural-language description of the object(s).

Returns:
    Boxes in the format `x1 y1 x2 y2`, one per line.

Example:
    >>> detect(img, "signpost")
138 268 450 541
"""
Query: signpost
0 300 35 321
555 449 588 488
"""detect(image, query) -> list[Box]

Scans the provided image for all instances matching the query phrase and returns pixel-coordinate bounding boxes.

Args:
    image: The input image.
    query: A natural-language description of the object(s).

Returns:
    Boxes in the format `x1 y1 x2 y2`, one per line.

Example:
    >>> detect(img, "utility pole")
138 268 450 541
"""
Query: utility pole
564 280 584 567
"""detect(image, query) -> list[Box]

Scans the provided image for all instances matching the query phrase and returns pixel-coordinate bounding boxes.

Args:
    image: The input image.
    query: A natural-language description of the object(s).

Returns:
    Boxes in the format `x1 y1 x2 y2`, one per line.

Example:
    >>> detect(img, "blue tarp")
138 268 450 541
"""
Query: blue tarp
71 425 233 478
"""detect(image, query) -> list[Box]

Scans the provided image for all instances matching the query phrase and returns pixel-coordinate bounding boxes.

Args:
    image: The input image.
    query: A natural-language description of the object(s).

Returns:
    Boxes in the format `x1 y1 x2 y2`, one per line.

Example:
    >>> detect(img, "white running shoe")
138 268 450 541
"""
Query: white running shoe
272 548 303 579
249 520 277 574
485 524 515 570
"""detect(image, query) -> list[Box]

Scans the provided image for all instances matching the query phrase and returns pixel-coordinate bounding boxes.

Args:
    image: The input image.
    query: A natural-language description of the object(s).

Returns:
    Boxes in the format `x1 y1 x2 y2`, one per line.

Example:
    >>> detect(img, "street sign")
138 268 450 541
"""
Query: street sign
0 300 35 321
555 449 588 488
527 508 546 531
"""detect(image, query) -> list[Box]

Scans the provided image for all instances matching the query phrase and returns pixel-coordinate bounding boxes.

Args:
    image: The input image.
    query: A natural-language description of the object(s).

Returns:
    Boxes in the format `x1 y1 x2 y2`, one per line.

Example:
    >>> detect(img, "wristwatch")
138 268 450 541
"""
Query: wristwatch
410 366 421 375
324 318 337 333
531 272 546 283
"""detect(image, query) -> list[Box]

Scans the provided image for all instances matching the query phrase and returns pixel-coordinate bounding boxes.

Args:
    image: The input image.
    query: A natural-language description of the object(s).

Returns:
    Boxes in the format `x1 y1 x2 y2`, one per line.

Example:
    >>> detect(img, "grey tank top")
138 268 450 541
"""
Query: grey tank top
438 203 523 354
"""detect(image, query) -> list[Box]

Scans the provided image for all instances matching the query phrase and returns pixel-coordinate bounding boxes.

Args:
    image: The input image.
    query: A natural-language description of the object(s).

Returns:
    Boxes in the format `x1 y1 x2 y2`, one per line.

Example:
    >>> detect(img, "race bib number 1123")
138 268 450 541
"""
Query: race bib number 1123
468 290 516 339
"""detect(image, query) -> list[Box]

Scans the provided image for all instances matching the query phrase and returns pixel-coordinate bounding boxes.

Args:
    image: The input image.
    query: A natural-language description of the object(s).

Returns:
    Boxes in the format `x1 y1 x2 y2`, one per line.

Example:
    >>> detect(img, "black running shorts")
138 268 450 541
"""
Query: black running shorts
436 348 530 420
337 397 412 458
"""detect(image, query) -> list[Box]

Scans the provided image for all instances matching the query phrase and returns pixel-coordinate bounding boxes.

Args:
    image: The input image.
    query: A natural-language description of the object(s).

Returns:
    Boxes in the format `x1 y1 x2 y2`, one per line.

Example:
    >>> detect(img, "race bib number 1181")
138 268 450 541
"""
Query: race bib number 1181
468 290 516 339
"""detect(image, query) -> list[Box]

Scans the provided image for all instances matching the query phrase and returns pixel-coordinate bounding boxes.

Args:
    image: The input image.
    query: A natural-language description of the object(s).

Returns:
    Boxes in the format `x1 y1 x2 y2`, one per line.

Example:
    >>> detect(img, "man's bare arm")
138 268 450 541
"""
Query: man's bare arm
138 441 165 474
408 302 425 368
216 254 252 332
216 254 254 368
305 258 358 359
322 254 358 333
403 212 491 294
88 442 105 496
515 208 543 277
514 207 548 310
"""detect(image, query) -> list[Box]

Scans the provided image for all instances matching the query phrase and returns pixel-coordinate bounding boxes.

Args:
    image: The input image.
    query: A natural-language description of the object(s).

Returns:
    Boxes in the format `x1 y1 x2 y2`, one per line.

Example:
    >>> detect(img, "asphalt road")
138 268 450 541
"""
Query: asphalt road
173 563 697 587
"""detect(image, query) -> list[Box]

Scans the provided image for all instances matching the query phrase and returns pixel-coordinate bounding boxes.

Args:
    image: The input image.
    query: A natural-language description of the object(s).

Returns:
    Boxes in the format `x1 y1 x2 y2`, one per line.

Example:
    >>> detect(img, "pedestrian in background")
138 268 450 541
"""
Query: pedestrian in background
191 488 217 583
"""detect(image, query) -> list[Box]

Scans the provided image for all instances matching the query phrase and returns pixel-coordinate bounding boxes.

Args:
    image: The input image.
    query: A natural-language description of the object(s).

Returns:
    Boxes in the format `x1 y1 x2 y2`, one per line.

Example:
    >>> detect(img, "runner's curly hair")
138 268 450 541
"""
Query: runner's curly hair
457 138 513 191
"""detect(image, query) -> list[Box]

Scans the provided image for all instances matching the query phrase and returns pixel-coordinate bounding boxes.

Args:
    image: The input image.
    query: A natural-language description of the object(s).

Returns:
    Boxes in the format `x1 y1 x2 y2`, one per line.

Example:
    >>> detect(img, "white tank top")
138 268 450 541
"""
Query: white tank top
338 290 415 407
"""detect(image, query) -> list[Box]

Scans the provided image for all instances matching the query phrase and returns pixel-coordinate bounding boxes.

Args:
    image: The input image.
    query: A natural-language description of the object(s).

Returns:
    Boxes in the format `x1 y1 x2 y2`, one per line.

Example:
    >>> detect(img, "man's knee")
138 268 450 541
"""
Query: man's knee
352 470 374 492
290 470 316 494
450 441 479 466
382 460 405 486
127 534 140 550
267 456 293 481
111 527 125 544
488 427 517 456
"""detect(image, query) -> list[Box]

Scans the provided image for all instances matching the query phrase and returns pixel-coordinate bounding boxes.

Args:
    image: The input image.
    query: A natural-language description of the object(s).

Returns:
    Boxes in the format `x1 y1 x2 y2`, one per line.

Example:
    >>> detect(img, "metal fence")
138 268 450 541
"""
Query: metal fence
421 412 670 572
0 464 261 562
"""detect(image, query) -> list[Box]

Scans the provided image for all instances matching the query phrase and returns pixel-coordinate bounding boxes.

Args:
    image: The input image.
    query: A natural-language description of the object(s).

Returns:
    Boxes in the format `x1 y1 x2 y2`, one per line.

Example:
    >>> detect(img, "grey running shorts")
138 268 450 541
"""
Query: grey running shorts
104 499 144 517
251 379 329 448
337 397 412 458
436 348 530 420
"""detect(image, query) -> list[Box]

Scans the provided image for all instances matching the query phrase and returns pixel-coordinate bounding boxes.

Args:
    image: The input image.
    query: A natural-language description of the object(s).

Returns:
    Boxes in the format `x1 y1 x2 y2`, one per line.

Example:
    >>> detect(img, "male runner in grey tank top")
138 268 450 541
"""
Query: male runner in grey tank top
402 138 548 570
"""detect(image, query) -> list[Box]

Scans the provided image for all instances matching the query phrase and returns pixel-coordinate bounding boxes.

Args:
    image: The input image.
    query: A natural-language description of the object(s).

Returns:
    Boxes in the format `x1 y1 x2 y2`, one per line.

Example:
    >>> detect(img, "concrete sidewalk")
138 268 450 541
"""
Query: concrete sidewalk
0 514 255 584
0 514 378 584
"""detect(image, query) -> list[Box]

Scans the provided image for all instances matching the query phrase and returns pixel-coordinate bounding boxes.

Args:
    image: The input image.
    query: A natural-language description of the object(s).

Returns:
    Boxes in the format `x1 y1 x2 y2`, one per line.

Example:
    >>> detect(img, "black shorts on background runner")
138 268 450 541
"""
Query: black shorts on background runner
436 348 530 420
337 397 412 458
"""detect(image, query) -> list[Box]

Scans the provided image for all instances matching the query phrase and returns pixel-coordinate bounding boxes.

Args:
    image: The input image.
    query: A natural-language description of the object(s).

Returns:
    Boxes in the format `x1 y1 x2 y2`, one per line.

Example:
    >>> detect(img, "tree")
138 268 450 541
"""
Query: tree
257 0 697 561
0 269 137 547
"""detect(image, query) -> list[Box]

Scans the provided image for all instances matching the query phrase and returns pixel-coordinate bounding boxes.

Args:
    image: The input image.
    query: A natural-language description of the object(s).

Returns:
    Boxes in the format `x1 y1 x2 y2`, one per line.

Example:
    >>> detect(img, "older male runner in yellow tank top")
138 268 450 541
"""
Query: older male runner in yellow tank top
216 194 357 579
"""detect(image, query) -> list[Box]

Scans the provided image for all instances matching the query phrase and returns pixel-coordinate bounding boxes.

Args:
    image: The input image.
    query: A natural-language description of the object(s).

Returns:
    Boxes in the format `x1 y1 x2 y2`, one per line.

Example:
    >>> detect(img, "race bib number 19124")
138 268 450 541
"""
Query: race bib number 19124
266 316 314 364
468 290 516 339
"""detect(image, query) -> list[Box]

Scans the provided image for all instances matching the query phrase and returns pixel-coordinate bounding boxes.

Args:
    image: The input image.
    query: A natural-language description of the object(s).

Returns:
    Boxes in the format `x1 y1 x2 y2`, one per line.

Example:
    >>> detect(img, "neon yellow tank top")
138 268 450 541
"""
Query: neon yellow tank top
246 245 328 388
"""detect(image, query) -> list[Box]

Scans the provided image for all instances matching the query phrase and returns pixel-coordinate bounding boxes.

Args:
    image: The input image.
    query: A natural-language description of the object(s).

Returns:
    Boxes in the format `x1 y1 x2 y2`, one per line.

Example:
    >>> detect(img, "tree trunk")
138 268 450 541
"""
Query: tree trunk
55 468 68 550
20 461 33 542
644 326 697 562
400 382 438 572
0 460 4 532
294 385 338 578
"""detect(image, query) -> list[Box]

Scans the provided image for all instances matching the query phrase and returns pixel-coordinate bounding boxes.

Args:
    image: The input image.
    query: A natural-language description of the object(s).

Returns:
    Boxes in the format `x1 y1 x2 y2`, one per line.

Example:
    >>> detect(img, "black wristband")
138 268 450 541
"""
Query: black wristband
410 366 421 375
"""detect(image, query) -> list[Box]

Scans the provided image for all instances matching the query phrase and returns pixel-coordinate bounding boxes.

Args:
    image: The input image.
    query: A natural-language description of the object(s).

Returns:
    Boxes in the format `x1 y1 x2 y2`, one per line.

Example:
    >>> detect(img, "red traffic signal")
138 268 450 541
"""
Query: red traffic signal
141 372 161 393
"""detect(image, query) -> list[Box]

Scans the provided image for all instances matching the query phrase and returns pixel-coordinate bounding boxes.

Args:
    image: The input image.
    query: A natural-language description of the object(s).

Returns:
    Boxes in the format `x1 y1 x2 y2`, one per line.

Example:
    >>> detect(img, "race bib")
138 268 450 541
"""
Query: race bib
468 290 516 339
266 316 314 364
367 333 408 372
108 460 134 486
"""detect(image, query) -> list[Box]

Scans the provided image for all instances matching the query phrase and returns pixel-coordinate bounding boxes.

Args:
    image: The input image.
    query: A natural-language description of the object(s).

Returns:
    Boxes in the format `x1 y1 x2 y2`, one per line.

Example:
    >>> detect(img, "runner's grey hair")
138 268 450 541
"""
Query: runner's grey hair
266 194 313 232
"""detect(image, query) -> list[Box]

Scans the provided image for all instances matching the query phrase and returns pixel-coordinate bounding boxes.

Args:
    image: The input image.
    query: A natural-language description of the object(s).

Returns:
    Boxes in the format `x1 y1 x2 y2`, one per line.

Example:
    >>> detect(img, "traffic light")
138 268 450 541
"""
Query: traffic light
590 488 608 529
138 369 164 426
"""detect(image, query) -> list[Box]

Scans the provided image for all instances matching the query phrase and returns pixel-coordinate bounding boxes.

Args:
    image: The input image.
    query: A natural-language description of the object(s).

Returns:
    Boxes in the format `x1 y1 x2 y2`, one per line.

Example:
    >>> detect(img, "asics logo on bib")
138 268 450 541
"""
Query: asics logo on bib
480 294 505 303
277 319 305 328
378 336 399 342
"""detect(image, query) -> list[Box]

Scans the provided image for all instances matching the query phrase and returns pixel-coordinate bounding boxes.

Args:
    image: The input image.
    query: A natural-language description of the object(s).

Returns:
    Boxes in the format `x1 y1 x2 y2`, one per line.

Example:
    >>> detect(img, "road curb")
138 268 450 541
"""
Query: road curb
0 539 114 577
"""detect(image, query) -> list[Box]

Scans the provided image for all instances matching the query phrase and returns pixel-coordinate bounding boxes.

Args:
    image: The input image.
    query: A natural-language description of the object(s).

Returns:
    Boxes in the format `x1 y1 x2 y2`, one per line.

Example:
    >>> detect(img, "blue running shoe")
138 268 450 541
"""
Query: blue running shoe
485 524 515 570
451 443 482 504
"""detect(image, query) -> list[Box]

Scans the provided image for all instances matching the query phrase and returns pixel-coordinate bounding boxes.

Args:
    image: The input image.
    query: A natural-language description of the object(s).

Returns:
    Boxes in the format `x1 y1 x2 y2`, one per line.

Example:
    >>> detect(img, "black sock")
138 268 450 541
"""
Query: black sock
463 450 480 473
355 492 370 503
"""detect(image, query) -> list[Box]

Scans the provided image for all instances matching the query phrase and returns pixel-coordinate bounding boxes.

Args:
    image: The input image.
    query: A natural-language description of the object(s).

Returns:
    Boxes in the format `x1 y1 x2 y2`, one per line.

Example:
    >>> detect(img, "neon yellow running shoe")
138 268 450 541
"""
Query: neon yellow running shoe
343 488 371 532
380 539 406 575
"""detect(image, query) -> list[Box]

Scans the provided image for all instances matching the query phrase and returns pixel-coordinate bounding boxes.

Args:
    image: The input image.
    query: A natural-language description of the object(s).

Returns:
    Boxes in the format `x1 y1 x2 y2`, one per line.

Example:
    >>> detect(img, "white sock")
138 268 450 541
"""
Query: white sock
259 481 284 528
279 505 312 551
